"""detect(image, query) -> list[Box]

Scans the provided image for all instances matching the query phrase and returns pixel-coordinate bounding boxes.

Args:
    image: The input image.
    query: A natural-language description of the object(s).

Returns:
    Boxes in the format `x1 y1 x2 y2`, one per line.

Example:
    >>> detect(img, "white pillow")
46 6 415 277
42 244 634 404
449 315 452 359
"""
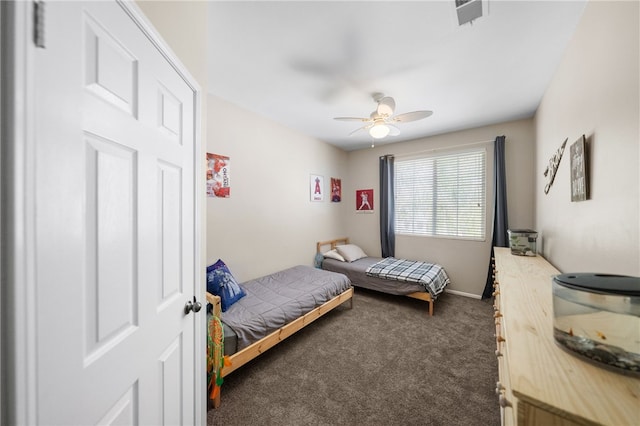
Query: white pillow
336 244 367 262
323 249 346 262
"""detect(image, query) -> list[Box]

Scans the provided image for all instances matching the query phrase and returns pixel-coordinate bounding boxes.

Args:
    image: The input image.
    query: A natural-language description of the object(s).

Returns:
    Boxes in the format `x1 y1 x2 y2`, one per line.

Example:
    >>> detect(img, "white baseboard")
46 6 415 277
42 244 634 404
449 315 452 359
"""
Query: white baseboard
445 289 482 299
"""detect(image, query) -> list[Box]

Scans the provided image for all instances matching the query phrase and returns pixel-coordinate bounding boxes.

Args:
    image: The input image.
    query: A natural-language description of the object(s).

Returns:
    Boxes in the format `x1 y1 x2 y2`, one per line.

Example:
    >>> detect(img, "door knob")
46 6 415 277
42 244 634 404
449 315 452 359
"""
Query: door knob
184 297 202 314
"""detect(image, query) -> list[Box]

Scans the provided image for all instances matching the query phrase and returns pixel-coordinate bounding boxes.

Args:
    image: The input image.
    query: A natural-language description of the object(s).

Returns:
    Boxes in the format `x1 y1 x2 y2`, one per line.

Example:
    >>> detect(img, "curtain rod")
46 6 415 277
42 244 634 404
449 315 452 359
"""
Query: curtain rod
387 136 502 159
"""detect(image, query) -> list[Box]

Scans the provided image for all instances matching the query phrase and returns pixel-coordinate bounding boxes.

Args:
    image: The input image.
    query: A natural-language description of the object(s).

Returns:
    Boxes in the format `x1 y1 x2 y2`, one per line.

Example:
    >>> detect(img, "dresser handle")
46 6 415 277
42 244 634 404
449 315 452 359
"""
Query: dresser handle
495 382 505 395
499 395 512 408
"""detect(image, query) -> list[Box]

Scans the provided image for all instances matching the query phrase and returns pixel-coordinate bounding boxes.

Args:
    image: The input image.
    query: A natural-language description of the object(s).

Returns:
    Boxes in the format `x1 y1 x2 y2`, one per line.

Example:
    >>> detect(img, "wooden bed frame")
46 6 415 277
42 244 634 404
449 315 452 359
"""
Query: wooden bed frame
206 280 354 406
317 237 435 316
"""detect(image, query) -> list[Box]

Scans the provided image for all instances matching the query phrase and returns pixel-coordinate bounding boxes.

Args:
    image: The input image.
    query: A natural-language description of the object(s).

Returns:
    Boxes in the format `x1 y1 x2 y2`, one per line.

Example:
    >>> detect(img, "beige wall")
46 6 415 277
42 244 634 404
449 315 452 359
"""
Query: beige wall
534 0 639 275
206 96 349 282
135 1 208 88
345 118 535 297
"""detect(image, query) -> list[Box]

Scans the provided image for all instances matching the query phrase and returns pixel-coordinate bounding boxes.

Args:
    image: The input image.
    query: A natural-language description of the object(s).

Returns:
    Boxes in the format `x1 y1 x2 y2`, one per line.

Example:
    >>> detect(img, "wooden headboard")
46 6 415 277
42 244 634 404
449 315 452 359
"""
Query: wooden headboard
316 237 349 254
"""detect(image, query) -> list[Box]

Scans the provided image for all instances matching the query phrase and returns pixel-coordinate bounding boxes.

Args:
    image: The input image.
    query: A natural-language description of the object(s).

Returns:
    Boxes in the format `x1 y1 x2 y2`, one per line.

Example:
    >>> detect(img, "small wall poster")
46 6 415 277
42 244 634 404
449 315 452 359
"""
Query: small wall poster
310 174 324 201
207 153 230 198
356 189 374 212
331 178 342 202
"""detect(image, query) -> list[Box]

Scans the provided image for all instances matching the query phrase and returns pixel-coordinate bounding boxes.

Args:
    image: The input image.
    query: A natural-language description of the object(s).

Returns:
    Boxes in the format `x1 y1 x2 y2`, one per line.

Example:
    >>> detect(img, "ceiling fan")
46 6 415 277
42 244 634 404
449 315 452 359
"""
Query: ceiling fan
334 93 433 139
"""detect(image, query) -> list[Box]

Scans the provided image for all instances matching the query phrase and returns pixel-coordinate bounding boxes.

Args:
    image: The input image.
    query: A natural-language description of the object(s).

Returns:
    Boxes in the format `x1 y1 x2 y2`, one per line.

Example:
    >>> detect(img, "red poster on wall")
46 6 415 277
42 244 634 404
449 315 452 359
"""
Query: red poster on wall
207 153 230 198
356 189 373 212
331 178 342 202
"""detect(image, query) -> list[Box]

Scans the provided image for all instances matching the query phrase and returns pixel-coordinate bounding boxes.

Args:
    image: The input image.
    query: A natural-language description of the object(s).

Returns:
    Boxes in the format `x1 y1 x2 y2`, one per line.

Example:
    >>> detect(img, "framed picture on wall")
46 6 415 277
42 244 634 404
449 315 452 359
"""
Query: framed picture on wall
356 189 374 213
206 153 230 198
331 178 342 202
570 134 589 202
310 174 324 201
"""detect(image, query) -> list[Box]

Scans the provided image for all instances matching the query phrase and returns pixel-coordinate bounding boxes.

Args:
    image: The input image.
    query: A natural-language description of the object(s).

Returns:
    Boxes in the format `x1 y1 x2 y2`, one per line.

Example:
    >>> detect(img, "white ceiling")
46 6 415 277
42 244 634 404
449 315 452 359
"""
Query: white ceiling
207 1 587 151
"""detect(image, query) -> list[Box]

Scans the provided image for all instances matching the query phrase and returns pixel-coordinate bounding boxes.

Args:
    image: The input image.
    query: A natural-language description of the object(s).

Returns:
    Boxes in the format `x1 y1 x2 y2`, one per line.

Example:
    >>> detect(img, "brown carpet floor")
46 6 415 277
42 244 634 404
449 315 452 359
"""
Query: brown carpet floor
208 288 500 426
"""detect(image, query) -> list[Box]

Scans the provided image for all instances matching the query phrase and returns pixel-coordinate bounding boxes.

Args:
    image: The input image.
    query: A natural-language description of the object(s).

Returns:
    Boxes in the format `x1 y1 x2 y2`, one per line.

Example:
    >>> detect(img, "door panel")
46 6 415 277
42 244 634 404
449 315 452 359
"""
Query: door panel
32 2 200 425
157 84 183 144
158 161 183 304
97 384 139 425
83 12 139 117
159 336 184 425
84 133 138 365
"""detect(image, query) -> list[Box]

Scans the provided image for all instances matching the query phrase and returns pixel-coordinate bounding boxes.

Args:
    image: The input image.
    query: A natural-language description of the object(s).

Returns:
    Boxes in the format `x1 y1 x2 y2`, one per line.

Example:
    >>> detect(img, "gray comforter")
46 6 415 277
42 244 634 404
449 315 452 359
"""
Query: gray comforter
221 265 351 351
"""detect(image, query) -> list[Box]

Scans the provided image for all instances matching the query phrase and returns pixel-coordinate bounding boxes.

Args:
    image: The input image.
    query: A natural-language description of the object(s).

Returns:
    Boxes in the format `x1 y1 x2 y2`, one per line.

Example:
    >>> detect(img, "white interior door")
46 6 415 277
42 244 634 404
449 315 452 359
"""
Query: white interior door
24 1 202 424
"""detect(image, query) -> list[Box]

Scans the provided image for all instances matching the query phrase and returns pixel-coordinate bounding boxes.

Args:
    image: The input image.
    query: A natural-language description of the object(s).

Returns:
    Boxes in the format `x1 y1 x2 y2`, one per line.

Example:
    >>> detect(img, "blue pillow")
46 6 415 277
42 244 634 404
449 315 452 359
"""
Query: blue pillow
206 259 246 312
313 252 324 268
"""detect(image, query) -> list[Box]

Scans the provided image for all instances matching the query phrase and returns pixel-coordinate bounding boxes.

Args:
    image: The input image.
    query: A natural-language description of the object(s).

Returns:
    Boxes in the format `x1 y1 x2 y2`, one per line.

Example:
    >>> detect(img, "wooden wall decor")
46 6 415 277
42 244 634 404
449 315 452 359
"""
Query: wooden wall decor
543 138 568 194
570 135 589 202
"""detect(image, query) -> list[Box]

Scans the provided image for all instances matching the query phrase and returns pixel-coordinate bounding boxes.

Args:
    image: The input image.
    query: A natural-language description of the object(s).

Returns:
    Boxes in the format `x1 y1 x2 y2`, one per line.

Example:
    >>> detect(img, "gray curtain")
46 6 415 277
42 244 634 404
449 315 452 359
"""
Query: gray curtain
482 136 508 299
379 155 395 258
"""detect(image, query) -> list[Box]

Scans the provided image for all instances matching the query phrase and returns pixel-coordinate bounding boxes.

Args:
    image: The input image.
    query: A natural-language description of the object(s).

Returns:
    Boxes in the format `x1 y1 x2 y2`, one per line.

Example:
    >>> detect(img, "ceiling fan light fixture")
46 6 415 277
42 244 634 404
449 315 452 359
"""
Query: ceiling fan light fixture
377 97 395 116
335 94 432 140
369 123 390 139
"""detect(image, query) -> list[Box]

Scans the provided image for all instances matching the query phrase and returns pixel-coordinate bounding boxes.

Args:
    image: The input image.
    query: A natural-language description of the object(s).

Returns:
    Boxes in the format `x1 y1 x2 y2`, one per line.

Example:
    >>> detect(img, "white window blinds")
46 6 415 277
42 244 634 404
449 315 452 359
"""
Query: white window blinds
395 148 486 240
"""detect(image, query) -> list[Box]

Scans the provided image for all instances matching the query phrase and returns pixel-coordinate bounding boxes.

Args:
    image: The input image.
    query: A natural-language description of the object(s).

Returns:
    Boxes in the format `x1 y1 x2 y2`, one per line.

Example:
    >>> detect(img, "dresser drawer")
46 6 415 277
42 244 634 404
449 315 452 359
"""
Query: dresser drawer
493 247 639 426
493 265 515 426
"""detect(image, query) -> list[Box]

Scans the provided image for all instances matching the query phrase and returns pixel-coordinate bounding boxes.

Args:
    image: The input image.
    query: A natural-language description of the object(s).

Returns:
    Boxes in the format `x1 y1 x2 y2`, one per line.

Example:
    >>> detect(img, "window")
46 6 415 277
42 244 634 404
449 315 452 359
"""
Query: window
395 148 486 240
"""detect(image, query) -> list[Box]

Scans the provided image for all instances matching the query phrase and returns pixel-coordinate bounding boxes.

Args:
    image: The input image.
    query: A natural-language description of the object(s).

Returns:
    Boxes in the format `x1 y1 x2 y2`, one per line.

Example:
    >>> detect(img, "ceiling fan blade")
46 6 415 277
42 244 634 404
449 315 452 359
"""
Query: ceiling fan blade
387 124 401 136
349 123 373 136
391 110 433 123
334 116 371 122
377 96 396 116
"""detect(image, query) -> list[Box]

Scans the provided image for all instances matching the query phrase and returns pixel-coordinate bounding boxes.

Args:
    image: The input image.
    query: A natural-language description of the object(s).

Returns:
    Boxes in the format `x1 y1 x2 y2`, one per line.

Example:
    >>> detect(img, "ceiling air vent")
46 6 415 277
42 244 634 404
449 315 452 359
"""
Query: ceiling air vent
455 0 483 26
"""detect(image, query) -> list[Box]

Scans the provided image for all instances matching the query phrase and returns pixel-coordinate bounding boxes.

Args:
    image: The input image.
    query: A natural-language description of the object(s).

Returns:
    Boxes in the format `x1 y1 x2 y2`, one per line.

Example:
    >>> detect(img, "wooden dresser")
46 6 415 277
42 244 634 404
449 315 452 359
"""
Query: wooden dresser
492 247 640 426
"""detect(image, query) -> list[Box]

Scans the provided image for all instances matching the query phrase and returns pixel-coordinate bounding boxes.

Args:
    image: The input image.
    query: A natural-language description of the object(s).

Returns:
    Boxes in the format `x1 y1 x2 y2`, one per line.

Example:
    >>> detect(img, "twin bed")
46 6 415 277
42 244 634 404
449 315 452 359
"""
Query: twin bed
206 264 353 407
318 237 449 316
206 238 450 406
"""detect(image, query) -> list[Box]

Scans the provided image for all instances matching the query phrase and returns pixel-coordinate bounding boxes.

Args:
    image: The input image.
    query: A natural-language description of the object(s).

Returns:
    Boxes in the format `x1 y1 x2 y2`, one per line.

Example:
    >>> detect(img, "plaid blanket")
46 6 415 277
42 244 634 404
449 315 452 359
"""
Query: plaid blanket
365 257 450 299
